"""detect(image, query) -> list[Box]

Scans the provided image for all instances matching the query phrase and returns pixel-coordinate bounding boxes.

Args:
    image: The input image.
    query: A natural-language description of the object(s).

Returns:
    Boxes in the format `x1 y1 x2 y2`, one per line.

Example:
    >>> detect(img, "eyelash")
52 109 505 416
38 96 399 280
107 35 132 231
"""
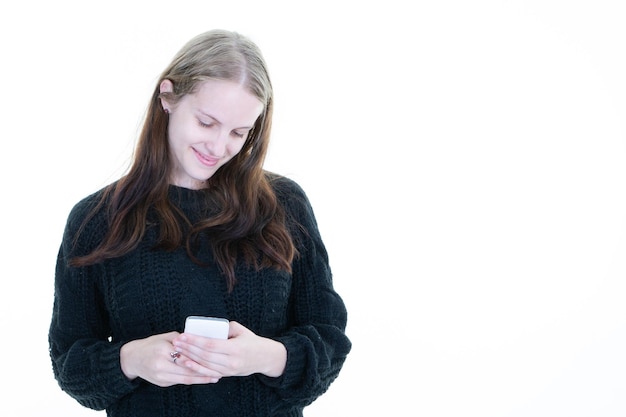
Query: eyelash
198 121 246 138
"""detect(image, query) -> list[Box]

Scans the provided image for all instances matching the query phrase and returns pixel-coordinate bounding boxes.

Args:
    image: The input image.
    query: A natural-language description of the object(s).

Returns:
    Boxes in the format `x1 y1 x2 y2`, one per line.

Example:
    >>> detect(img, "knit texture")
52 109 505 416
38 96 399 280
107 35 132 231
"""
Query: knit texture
49 174 351 417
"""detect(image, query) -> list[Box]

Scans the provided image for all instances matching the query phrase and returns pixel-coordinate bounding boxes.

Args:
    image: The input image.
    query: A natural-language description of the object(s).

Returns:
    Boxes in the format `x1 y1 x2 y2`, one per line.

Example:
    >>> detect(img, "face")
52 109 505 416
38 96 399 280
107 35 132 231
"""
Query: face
160 78 264 189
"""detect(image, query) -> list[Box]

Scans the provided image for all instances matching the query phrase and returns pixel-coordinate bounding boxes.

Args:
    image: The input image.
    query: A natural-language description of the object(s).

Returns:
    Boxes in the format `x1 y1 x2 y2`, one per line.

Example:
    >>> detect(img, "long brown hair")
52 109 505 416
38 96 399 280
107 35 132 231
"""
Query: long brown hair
71 30 295 290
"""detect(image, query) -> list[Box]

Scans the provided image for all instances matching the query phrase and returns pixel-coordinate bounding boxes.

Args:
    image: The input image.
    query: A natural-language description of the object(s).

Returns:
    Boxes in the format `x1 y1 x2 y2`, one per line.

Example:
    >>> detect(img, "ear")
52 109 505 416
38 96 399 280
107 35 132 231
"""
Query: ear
159 79 174 112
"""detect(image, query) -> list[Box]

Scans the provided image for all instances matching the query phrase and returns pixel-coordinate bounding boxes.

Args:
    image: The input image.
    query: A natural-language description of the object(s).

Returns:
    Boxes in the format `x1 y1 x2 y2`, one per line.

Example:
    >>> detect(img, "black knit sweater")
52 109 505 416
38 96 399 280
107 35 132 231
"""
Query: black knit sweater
49 174 351 417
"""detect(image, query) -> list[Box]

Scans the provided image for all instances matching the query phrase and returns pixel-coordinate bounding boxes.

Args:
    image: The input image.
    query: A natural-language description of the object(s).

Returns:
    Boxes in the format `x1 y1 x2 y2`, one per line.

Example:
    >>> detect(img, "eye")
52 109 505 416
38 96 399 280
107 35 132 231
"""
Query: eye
231 130 247 139
198 120 214 128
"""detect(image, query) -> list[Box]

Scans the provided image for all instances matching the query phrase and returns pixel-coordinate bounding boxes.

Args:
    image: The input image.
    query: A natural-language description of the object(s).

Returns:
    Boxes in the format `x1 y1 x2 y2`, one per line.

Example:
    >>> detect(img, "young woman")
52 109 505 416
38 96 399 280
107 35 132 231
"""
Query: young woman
49 29 351 417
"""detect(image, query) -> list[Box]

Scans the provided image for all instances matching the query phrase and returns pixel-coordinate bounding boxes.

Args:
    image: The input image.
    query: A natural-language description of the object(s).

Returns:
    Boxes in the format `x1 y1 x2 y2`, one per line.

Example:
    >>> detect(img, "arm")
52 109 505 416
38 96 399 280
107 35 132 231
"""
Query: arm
48 196 138 410
260 176 352 407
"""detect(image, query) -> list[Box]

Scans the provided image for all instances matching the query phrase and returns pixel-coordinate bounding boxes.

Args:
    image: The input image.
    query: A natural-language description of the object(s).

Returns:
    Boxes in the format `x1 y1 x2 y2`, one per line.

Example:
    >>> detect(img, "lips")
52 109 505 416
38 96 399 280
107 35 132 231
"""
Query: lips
193 147 220 167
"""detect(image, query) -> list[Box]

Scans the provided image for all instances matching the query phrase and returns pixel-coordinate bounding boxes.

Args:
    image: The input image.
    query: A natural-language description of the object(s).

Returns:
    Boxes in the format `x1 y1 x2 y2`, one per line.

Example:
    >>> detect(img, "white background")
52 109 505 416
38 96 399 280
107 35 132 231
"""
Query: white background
1 1 626 416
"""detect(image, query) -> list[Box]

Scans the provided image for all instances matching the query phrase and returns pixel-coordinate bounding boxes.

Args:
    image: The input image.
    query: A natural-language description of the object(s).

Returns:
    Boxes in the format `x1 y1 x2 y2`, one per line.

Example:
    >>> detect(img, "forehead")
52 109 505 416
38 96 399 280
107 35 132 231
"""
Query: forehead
188 79 263 122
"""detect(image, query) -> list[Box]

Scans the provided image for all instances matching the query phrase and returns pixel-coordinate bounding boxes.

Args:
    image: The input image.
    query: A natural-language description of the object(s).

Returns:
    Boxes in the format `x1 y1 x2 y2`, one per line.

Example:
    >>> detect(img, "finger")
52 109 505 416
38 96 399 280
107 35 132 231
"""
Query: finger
169 350 181 363
166 350 190 375
167 344 223 373
169 340 230 377
167 352 222 380
163 331 182 343
177 356 226 379
174 333 229 357
179 346 229 370
175 332 226 347
227 321 245 338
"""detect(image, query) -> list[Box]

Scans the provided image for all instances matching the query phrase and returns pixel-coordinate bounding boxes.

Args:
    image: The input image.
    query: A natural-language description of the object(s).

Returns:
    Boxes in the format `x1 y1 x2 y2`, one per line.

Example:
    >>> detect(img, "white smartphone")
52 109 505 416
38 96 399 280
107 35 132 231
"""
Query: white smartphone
184 316 229 339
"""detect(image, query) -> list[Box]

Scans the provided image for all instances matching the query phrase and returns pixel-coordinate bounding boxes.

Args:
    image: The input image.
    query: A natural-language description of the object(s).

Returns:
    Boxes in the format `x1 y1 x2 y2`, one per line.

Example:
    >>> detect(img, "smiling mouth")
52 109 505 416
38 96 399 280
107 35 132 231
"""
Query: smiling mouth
193 148 220 167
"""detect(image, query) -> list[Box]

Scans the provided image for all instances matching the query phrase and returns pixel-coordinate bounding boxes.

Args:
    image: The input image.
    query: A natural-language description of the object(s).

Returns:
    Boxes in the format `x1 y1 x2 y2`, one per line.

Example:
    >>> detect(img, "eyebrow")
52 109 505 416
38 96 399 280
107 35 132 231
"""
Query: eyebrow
198 110 254 130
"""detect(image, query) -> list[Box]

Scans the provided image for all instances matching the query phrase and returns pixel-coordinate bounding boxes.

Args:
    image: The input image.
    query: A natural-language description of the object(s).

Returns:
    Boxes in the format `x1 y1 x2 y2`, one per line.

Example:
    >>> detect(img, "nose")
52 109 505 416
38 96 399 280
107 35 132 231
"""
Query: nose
203 129 229 157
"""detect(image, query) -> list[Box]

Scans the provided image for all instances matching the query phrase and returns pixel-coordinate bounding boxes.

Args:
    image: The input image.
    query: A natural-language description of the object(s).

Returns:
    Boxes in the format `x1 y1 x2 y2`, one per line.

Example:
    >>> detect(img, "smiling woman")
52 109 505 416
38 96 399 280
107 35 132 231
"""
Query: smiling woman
3 2 621 417
160 79 263 189
47 29 351 417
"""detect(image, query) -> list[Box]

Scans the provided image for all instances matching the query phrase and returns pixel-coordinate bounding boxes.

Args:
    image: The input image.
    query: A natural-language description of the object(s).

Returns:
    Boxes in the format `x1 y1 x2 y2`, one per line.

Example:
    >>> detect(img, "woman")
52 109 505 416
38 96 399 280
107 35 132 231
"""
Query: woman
49 29 351 417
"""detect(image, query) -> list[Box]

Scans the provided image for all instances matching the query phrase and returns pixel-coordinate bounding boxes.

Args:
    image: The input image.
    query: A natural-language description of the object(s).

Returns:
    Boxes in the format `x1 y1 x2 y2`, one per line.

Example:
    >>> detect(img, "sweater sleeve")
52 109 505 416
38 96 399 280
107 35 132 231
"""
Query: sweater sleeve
259 175 352 410
48 193 138 410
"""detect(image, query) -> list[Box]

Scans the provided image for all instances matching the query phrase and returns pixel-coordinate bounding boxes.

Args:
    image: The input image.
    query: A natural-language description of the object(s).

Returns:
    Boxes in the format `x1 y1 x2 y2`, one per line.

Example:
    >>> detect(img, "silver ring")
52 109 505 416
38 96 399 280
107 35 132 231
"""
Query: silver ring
170 351 181 363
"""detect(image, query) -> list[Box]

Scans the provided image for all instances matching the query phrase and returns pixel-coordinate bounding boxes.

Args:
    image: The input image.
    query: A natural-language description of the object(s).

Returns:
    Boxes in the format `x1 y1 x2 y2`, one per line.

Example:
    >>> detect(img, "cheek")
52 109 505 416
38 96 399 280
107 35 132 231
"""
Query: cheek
167 119 187 145
227 140 247 157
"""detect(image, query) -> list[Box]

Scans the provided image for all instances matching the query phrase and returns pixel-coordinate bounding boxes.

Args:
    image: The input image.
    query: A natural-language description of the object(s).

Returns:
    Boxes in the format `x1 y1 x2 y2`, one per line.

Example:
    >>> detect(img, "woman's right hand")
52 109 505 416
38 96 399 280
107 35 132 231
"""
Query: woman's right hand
120 331 222 387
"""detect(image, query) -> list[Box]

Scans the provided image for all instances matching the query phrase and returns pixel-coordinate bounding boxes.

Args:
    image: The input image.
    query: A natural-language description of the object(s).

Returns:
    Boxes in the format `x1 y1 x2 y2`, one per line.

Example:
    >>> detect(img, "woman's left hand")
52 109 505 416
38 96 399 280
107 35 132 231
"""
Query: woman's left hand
171 321 287 381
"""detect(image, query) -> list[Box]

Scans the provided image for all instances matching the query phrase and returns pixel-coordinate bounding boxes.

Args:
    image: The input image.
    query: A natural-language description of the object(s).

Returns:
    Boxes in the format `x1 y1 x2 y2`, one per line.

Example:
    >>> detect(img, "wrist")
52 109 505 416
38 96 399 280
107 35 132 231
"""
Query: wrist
262 339 287 378
119 341 139 380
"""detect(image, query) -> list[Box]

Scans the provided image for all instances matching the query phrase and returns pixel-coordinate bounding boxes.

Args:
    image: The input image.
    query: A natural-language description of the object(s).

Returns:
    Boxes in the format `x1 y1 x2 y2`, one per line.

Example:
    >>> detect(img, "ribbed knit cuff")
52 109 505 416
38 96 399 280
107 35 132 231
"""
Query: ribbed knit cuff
98 343 141 399
69 342 140 410
256 335 307 390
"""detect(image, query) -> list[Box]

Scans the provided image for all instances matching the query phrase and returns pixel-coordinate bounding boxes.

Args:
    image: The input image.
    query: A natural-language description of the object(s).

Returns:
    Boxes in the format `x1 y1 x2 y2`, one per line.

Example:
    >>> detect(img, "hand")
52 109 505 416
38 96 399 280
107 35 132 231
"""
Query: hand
171 321 287 379
120 332 222 387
